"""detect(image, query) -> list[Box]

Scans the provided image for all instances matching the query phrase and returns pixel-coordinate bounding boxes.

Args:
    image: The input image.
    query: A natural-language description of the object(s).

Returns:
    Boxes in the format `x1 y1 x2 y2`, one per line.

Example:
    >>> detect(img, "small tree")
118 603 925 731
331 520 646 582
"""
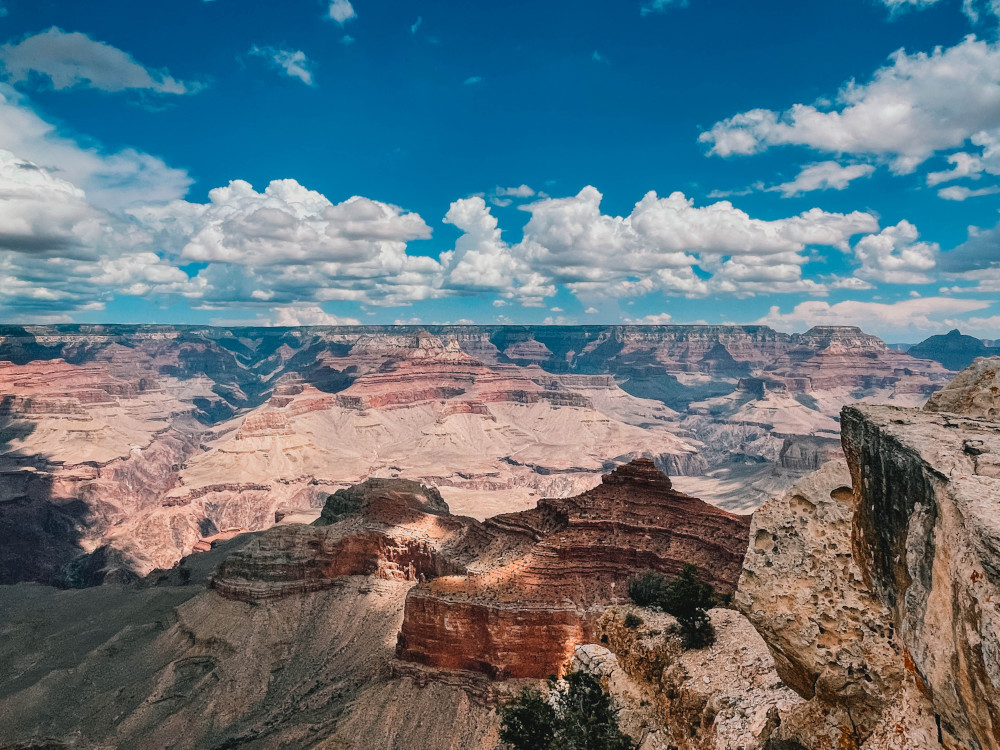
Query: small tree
627 570 666 607
498 688 557 750
497 671 636 750
627 564 717 649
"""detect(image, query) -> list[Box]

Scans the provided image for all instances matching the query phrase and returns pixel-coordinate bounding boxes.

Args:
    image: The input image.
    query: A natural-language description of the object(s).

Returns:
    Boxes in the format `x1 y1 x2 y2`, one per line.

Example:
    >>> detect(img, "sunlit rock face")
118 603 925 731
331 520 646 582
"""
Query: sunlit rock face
395 459 751 679
0 323 950 584
738 357 1000 750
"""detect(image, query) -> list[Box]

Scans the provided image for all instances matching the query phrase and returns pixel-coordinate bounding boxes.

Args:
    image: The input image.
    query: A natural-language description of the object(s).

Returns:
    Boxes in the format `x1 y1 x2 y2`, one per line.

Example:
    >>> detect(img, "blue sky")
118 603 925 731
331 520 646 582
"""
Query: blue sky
0 0 999 339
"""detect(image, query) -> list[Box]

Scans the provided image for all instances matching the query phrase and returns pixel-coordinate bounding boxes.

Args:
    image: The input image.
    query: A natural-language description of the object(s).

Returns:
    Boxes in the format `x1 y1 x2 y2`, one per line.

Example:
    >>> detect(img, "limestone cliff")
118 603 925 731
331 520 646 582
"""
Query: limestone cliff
736 358 1000 750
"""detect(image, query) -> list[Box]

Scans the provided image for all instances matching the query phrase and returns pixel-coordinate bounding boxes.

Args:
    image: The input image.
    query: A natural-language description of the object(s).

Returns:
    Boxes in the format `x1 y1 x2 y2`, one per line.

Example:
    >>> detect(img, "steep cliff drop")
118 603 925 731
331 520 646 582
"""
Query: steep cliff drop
738 356 1000 749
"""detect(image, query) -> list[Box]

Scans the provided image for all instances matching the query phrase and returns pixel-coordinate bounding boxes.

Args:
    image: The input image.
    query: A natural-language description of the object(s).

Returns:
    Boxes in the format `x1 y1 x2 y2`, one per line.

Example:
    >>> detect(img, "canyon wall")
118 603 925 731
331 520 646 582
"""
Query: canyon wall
0 324 950 584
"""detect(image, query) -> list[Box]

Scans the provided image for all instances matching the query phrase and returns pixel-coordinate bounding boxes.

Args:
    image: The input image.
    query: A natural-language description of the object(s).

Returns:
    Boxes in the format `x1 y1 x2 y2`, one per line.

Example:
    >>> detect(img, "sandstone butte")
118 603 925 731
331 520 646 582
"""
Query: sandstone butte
213 458 751 680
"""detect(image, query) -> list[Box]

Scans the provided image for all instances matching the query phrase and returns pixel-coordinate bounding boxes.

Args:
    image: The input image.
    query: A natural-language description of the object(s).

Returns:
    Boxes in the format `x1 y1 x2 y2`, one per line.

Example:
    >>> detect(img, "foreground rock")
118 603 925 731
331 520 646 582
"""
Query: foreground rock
738 357 1000 749
923 354 1000 418
576 607 801 750
843 403 1000 749
738 461 938 747
396 459 750 679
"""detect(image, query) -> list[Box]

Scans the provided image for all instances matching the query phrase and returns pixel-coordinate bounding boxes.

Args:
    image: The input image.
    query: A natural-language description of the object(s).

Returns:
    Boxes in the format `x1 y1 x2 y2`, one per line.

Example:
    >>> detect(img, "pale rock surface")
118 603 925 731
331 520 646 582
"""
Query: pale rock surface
923 355 1000 419
843 403 1000 749
582 607 801 750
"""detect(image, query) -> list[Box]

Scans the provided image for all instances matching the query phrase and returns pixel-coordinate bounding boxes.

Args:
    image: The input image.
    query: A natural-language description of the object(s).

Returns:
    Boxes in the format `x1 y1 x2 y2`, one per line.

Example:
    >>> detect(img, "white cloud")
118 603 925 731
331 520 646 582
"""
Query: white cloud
442 196 554 303
701 36 1000 174
0 28 193 94
884 0 1000 22
756 297 992 335
584 306 599 313
141 179 431 266
879 0 940 10
853 220 938 284
937 184 1000 200
0 85 190 210
926 151 984 185
770 161 875 196
627 313 673 324
496 184 535 198
249 46 315 86
272 305 360 326
328 0 356 24
464 76 483 85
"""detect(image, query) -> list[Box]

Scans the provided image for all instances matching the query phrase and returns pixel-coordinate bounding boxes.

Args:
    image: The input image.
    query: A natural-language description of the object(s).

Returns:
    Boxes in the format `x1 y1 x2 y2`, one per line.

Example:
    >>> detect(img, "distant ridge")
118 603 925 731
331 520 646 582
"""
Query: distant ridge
908 329 999 371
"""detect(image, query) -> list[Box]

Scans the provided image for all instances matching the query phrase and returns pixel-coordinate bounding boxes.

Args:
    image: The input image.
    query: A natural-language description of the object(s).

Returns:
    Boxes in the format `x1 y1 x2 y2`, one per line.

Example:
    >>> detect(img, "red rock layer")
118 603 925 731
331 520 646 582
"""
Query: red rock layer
395 459 751 679
212 480 487 601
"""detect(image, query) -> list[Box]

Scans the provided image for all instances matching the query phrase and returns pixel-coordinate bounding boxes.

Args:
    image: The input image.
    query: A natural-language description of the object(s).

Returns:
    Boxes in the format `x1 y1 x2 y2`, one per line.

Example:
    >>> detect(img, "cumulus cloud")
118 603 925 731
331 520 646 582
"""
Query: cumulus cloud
438 186 878 303
271 305 360 326
0 28 194 94
627 313 674 324
756 297 992 335
328 0 356 24
770 161 876 197
249 46 315 86
926 151 985 185
853 221 938 284
701 36 1000 174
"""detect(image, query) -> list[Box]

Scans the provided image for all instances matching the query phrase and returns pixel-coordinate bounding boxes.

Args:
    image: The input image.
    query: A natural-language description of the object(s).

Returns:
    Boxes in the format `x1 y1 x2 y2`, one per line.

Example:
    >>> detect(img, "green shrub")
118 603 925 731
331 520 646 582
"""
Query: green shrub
498 671 637 750
497 688 557 750
627 570 666 607
627 564 717 650
623 613 642 629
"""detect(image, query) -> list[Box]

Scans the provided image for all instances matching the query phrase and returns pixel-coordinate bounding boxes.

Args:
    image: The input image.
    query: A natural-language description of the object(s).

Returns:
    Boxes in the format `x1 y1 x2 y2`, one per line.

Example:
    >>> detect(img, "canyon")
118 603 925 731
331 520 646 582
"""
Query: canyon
0 323 952 585
0 354 997 749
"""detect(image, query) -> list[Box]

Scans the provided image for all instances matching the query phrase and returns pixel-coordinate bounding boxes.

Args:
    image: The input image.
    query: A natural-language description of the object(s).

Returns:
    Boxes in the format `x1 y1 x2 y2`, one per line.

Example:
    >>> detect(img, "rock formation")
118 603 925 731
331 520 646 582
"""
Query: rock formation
737 357 1000 750
396 459 751 679
923 354 1000 418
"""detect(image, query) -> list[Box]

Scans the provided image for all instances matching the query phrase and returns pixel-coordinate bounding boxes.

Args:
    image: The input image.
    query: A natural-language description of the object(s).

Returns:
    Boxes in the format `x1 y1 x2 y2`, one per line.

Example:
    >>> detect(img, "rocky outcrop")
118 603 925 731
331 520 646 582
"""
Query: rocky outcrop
737 358 1000 750
213 479 486 601
737 461 932 747
923 355 1000 419
842 403 1000 749
396 459 751 679
582 607 802 750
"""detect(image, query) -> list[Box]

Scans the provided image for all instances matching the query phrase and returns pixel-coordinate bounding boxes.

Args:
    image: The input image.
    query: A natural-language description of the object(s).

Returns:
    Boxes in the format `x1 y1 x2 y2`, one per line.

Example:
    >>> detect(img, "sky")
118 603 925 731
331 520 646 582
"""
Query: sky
0 0 999 340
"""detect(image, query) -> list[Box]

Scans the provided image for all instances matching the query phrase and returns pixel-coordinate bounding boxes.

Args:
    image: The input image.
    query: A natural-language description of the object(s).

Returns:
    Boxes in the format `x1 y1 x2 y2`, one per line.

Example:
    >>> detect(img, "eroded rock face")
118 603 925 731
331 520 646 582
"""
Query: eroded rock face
396 459 751 679
843 403 1000 749
582 607 802 750
923 355 1000 419
737 461 931 747
212 478 488 601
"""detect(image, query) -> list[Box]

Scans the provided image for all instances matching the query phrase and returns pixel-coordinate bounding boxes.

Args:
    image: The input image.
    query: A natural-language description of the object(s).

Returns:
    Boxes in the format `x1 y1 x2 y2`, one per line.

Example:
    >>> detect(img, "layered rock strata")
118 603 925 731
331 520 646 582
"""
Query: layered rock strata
396 459 751 679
